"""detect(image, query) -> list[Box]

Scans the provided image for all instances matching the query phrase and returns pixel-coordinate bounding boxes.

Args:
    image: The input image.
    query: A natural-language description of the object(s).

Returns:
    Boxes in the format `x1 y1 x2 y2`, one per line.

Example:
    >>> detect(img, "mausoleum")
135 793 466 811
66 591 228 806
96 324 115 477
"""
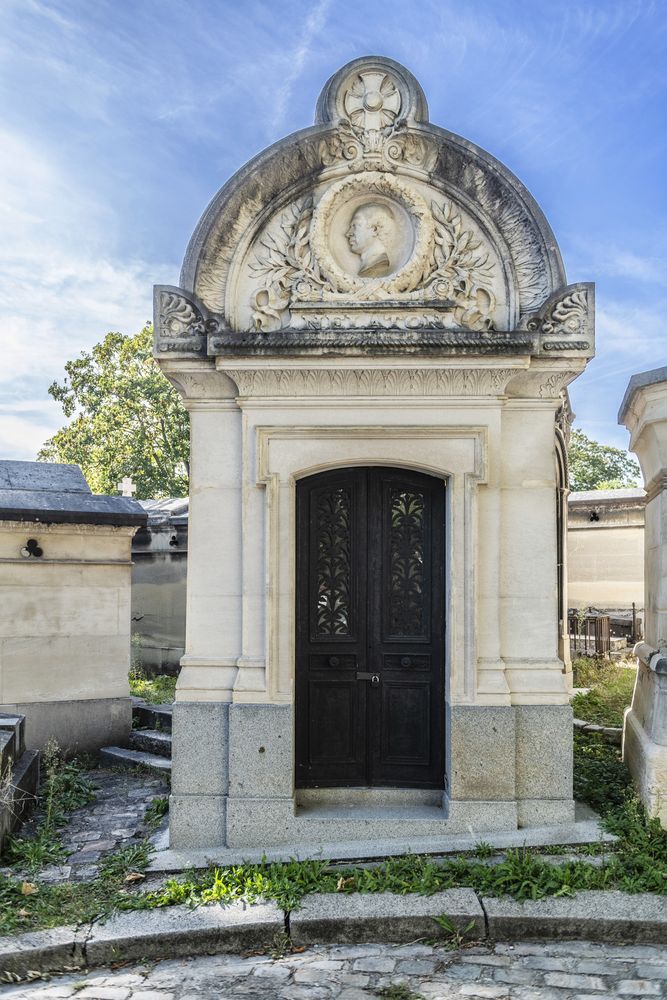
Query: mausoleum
155 57 595 850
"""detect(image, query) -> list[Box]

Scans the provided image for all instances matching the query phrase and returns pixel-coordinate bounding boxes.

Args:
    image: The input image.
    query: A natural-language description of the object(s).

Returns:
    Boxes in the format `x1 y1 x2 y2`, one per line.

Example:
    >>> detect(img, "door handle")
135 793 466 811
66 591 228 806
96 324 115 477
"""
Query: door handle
357 672 381 686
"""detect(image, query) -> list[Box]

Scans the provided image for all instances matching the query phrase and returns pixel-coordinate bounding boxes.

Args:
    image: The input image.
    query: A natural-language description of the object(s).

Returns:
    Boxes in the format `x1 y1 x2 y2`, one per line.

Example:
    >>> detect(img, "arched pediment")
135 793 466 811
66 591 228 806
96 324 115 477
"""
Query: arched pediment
180 56 566 338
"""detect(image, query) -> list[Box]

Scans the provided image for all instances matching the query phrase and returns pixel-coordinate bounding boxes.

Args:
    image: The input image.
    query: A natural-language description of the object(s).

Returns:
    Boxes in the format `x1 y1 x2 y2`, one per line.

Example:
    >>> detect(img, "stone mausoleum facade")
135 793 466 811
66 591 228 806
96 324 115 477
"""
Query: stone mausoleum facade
155 57 595 851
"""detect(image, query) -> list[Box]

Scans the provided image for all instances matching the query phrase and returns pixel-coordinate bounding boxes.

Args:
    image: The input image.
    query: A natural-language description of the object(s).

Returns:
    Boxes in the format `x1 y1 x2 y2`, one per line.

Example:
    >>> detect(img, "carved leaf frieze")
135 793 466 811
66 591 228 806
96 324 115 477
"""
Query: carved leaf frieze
227 367 519 397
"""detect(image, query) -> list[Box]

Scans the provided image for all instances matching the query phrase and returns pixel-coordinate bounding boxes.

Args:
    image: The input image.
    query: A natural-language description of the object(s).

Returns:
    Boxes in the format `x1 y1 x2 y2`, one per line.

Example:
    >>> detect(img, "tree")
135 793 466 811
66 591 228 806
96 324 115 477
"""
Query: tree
567 428 641 492
39 325 189 499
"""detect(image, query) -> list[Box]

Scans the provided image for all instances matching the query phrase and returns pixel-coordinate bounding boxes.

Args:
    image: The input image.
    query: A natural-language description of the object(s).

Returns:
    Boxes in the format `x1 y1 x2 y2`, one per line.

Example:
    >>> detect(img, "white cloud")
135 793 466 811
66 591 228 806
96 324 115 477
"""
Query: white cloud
0 126 176 460
274 0 332 128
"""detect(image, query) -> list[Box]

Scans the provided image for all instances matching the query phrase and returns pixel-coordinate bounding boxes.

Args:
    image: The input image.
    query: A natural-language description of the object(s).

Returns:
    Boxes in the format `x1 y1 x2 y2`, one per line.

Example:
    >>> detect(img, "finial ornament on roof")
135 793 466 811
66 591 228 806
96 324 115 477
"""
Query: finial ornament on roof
315 55 429 127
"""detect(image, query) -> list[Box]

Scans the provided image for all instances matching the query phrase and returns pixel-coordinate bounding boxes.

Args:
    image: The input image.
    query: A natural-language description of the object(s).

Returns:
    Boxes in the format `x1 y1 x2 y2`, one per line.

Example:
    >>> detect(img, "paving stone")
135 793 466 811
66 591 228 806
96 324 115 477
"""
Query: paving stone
616 981 664 995
130 993 175 999
252 963 292 981
77 989 132 999
396 958 439 974
544 971 608 990
460 955 511 967
457 985 510 998
338 973 369 986
352 955 396 973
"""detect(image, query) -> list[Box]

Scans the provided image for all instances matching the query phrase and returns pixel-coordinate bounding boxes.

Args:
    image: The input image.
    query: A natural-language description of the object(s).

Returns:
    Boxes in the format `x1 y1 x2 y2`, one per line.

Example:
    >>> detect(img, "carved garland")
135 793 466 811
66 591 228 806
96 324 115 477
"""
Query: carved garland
250 189 496 333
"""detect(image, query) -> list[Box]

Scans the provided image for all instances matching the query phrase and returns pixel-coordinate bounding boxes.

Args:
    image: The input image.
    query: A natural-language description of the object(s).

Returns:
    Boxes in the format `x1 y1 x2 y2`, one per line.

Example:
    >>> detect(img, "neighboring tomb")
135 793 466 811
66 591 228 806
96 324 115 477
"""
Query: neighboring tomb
154 56 595 851
131 498 188 675
619 367 667 826
0 461 146 752
568 488 645 612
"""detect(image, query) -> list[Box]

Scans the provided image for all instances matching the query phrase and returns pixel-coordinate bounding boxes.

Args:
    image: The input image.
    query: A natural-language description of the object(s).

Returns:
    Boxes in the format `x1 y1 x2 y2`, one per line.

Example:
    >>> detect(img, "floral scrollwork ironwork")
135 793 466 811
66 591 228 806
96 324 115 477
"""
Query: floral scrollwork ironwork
314 487 352 636
388 489 426 636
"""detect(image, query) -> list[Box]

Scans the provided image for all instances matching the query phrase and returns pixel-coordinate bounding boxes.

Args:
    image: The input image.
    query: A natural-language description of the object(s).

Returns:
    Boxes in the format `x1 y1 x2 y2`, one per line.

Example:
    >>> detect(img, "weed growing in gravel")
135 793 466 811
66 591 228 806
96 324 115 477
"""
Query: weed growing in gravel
2 742 96 874
376 985 426 1000
98 840 152 880
144 796 169 829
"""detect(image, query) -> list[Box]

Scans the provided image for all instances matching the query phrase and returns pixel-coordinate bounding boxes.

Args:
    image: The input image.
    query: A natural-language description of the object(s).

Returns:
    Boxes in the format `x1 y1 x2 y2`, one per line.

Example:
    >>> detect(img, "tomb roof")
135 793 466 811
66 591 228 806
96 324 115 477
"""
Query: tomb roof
0 460 147 526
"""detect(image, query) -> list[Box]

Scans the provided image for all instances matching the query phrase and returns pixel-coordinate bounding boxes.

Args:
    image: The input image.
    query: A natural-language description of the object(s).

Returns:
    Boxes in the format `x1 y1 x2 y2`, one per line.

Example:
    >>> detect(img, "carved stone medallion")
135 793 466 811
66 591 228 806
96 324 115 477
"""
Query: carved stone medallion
310 173 433 295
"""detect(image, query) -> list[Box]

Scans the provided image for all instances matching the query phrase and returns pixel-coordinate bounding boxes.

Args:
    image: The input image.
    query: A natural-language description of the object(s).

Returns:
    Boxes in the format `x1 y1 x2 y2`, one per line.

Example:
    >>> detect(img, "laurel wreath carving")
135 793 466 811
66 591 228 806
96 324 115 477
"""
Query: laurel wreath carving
250 194 496 331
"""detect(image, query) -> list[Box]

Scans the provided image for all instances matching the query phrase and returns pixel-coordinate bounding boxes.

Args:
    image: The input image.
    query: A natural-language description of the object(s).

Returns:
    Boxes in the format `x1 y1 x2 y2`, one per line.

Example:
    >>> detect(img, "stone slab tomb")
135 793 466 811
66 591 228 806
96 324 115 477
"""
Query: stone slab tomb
154 56 595 850
0 460 146 752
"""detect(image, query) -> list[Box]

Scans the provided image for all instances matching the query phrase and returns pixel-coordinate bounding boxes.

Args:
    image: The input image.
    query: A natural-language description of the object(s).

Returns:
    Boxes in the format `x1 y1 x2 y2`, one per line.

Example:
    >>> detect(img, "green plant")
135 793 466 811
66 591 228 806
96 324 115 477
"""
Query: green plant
129 673 177 704
98 841 152 880
3 742 96 873
571 657 637 727
376 985 425 1000
144 797 169 829
473 840 494 859
433 914 478 948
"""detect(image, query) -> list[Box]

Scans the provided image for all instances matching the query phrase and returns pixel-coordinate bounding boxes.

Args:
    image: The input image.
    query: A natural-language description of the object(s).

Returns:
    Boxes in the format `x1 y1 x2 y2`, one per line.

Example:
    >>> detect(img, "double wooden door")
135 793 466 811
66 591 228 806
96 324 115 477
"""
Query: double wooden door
295 467 445 789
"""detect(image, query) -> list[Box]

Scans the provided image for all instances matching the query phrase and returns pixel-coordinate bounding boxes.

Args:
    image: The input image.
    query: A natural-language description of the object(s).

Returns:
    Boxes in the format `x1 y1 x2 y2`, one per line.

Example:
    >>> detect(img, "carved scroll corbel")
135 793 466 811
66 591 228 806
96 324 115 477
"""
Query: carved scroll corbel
521 282 595 356
153 285 227 358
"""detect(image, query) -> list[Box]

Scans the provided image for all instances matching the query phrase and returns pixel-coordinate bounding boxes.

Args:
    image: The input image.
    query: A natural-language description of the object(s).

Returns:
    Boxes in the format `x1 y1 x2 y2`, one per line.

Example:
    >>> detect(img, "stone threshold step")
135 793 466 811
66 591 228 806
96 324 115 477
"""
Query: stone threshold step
131 698 173 732
99 746 171 774
129 728 172 758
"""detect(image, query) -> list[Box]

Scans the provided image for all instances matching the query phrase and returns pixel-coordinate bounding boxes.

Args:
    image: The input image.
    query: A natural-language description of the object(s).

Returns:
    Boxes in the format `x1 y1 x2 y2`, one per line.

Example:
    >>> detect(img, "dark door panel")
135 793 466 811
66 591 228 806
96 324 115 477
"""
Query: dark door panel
296 467 445 789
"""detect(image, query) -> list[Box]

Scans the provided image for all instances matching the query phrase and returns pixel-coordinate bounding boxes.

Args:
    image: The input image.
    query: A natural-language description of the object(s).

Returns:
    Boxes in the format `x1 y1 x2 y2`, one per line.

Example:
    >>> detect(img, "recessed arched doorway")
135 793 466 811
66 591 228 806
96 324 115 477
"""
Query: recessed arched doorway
295 466 446 790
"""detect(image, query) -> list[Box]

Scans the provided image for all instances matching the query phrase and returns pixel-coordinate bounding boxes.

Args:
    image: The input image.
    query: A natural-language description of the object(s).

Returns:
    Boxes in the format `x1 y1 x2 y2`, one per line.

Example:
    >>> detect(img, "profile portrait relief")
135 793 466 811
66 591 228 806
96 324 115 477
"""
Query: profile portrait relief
345 202 396 278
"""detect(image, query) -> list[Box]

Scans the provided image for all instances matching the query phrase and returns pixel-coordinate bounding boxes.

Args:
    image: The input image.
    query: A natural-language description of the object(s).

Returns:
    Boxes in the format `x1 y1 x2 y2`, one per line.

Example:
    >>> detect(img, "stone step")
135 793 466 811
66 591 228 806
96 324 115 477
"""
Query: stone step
0 749 39 852
131 698 173 732
129 728 172 758
99 746 172 775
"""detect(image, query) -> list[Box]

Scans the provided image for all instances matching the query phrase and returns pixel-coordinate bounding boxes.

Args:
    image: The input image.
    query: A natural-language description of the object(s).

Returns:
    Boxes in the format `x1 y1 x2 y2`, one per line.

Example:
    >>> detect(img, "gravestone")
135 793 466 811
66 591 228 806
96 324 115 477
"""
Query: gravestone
619 367 667 826
0 460 146 751
154 57 595 850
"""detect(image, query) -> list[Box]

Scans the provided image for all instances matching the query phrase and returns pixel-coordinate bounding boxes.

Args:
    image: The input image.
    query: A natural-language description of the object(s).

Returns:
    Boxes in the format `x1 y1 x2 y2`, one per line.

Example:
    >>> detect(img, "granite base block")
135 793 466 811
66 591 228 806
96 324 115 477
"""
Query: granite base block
228 703 293 798
517 798 575 827
449 705 516 800
171 701 229 796
290 889 485 945
623 708 667 826
169 792 227 849
515 704 573 800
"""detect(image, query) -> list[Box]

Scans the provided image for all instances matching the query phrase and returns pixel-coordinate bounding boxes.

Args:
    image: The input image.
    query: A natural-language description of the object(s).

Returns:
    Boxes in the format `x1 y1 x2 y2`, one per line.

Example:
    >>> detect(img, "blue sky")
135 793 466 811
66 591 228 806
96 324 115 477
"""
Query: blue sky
1 0 665 462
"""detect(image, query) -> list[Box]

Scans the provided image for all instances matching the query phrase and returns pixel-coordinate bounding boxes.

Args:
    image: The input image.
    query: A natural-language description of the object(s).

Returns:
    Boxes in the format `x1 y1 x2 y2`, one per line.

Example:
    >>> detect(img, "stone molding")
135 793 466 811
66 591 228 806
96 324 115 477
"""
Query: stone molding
226 366 520 397
154 283 594 363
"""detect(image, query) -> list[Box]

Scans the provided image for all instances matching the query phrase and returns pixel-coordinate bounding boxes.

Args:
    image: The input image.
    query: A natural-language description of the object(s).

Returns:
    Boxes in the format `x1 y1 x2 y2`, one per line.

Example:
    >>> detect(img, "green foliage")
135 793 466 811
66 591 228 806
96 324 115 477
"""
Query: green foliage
571 656 637 727
38 324 189 499
573 730 631 813
3 742 96 873
144 797 169 829
473 841 494 859
432 914 478 948
376 985 426 1000
568 429 640 491
129 671 178 704
98 841 152 880
4 732 665 937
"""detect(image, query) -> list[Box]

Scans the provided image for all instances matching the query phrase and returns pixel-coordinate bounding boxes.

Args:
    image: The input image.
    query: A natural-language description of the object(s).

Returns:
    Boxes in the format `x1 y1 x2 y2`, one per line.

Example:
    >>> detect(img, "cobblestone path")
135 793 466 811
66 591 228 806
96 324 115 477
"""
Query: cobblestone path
3 939 666 998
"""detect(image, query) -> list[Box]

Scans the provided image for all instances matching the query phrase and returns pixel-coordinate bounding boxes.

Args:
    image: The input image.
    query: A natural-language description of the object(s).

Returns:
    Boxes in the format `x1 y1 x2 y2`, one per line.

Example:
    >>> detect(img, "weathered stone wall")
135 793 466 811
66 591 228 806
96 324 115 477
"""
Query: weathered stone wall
567 489 645 610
